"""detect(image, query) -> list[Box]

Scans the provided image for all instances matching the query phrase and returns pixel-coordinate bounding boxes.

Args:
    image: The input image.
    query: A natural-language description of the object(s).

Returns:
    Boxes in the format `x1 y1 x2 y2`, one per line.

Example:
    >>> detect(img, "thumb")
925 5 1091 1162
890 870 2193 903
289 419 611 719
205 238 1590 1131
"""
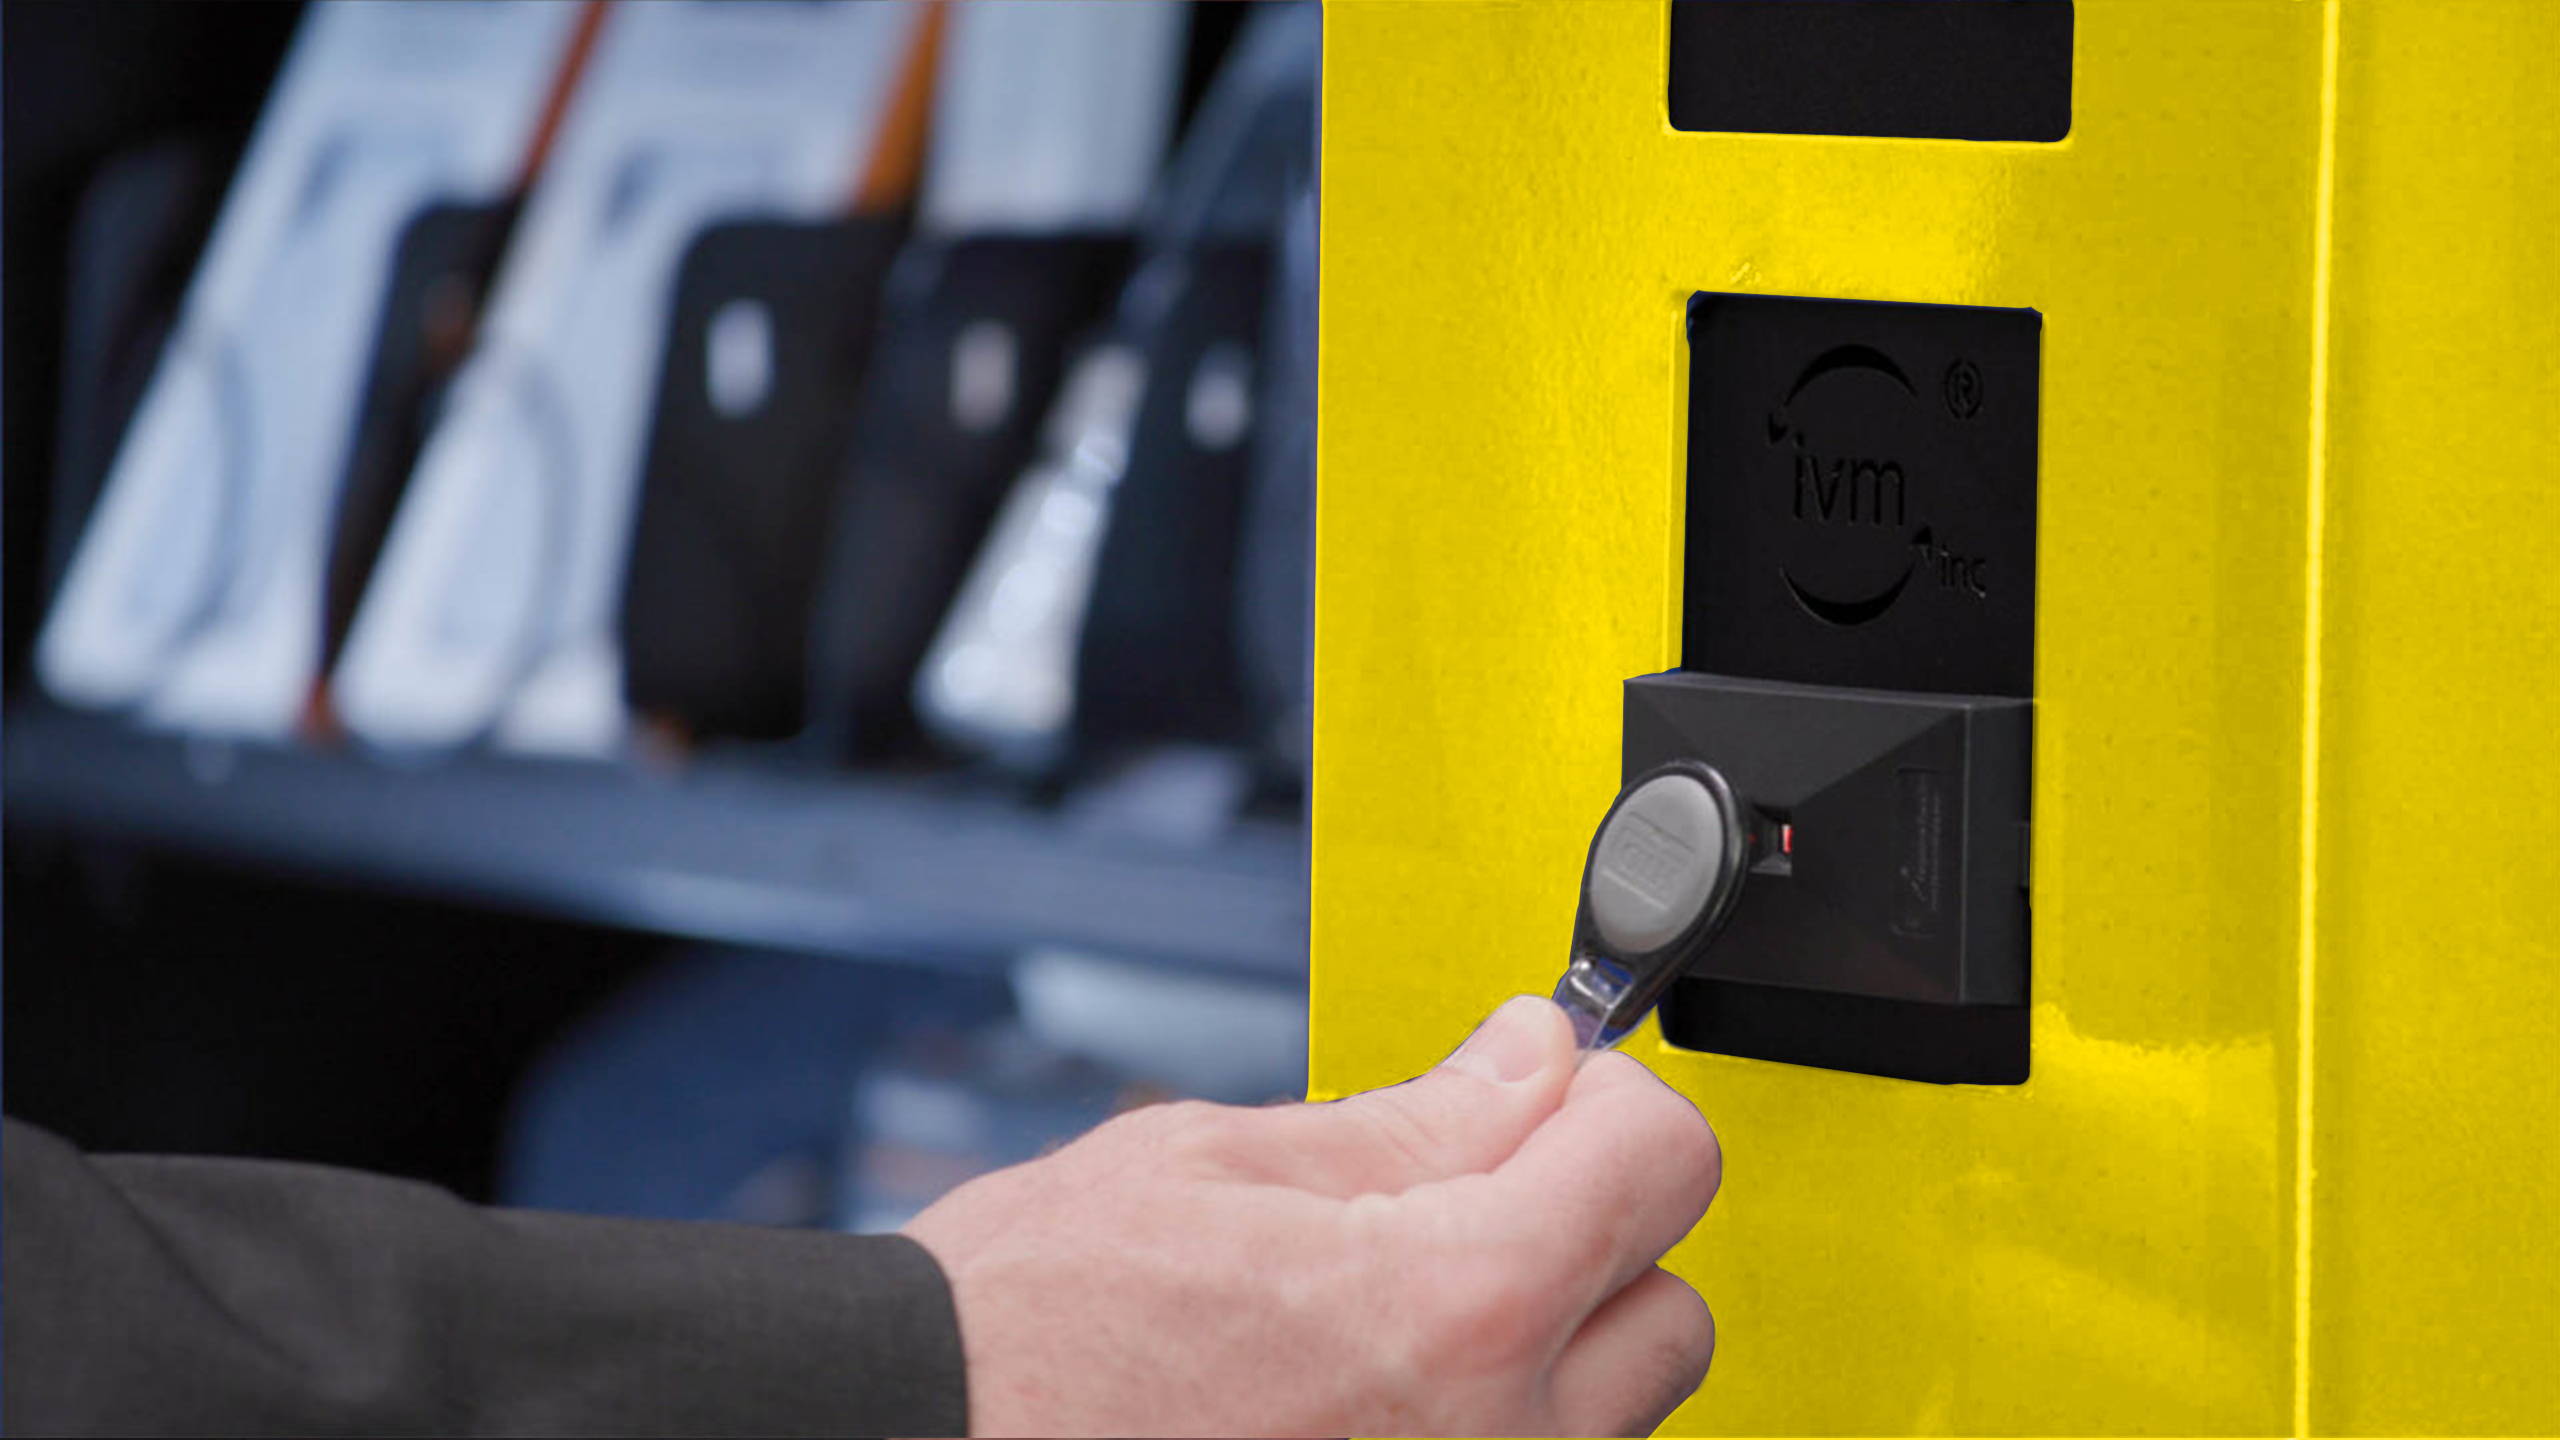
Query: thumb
1262 995 1581 1197
1437 992 1582 1087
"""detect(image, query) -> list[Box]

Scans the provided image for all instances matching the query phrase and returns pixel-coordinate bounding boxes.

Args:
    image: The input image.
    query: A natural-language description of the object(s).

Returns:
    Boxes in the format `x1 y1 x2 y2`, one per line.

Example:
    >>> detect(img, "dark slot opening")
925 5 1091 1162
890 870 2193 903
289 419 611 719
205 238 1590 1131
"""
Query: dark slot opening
1668 0 2073 143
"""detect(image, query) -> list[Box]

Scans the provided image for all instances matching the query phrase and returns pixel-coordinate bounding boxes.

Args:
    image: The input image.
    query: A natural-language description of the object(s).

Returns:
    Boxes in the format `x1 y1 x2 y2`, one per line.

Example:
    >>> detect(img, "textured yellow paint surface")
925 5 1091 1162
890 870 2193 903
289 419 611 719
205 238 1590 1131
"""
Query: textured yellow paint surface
1310 0 2554 1433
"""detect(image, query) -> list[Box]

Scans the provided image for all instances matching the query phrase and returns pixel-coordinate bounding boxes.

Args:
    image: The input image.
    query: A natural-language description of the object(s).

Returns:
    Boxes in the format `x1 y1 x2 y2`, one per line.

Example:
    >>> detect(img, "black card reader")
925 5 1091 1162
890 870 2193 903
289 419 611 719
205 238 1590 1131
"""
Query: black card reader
1642 291 2039 1084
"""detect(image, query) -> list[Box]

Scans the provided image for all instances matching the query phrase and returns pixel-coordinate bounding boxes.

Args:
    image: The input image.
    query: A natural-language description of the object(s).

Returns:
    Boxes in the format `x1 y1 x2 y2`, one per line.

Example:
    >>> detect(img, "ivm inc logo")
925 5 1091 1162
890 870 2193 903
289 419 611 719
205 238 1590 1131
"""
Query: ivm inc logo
1767 343 1989 627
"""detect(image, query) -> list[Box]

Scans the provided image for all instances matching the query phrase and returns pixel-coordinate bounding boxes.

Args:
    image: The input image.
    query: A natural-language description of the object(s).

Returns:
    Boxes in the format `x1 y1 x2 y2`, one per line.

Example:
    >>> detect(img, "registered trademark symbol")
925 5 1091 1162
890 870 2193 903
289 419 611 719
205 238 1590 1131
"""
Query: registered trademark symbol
1943 358 1984 419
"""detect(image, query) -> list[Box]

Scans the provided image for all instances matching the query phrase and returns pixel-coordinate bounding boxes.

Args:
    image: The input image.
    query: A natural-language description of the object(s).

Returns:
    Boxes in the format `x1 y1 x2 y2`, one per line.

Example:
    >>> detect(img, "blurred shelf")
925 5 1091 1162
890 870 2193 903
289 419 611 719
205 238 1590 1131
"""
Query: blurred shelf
3 704 1306 984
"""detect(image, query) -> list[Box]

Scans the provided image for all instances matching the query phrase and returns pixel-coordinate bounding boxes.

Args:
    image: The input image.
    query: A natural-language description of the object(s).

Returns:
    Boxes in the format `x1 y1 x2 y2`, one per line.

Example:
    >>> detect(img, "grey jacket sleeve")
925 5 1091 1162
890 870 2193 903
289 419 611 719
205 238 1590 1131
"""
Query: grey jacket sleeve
2 1118 969 1438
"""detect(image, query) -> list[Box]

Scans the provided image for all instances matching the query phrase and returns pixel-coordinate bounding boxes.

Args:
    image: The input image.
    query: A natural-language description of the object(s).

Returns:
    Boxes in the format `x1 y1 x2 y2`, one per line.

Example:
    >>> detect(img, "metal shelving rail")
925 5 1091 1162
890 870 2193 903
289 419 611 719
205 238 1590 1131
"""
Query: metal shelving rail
2 704 1307 982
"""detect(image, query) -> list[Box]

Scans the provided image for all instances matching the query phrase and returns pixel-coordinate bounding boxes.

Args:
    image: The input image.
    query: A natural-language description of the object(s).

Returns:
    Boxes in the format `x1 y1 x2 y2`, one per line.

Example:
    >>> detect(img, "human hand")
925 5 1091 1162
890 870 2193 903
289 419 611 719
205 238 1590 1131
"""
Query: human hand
902 994 1722 1437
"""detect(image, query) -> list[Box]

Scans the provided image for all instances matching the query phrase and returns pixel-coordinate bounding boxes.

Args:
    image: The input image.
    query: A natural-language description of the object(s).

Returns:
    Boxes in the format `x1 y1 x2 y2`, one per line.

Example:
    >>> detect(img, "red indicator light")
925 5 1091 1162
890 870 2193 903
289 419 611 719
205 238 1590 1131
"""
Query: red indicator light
1780 823 1794 855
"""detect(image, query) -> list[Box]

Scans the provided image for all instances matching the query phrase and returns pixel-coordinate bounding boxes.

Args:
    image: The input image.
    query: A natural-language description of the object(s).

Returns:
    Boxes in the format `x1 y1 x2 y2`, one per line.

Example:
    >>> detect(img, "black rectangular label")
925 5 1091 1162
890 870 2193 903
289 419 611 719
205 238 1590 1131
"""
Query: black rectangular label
1669 0 2073 143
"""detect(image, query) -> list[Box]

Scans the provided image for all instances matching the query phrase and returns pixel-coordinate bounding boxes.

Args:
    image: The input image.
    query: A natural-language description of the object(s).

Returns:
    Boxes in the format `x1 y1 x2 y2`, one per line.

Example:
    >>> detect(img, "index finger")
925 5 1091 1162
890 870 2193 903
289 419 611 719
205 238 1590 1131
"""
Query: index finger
1482 1050 1723 1313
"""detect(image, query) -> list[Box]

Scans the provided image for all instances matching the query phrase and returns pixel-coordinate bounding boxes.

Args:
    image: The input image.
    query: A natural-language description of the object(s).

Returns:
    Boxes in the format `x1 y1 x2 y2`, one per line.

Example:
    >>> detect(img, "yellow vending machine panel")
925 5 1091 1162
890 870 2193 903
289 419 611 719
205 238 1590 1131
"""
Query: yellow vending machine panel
1309 1 2559 1433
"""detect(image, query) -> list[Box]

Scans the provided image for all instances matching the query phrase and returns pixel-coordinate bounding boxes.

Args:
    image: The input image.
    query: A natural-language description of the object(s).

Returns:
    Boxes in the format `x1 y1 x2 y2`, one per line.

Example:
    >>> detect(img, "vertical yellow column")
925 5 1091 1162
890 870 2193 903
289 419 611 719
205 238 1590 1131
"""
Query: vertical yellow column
2311 2 2560 1432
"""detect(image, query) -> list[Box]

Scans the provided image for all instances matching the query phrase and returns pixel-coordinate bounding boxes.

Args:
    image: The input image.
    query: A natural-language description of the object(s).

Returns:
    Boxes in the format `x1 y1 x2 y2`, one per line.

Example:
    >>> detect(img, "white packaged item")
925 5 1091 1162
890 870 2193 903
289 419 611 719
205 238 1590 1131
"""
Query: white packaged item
36 1 591 734
922 0 1184 236
334 1 924 756
914 343 1148 769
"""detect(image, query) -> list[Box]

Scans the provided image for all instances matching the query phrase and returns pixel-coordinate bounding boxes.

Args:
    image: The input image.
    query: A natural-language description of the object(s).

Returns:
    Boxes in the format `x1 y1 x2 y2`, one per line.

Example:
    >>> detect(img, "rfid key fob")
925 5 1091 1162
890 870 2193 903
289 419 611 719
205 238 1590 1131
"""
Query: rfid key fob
1556 760 1756 1051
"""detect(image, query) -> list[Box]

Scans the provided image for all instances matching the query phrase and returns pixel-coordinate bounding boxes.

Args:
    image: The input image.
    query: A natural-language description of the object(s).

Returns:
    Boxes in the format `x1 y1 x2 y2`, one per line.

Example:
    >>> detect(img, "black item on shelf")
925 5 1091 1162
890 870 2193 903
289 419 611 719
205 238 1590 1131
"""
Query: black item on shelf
42 137 232 610
618 217 905 742
1232 187 1317 782
319 199 521 680
1079 2 1316 772
803 232 1133 761
1069 242 1270 756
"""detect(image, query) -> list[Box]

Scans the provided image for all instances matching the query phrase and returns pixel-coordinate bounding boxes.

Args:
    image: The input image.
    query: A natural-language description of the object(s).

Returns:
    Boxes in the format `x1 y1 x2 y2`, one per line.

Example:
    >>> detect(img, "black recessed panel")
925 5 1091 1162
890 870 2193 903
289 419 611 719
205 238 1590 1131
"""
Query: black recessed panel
1660 980 2029 1086
1668 0 2073 143
1683 292 2040 699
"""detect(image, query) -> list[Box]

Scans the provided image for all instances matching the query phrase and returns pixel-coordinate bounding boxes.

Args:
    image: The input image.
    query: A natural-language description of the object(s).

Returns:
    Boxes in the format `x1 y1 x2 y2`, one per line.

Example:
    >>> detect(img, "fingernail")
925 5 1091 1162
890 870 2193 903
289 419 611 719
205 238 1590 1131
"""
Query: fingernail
1444 995 1556 1083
